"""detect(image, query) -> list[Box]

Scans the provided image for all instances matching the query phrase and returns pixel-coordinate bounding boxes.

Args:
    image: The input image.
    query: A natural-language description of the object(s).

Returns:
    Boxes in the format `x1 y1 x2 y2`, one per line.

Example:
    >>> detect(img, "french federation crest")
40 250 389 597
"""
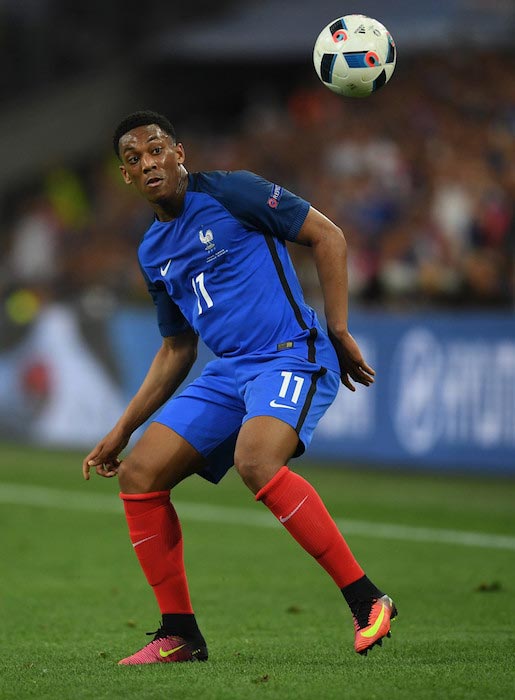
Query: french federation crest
199 227 215 251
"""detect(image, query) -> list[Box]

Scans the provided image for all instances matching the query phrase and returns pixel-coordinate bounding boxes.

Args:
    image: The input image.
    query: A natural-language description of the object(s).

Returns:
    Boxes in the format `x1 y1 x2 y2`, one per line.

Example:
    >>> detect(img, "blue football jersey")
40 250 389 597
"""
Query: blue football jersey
138 170 339 372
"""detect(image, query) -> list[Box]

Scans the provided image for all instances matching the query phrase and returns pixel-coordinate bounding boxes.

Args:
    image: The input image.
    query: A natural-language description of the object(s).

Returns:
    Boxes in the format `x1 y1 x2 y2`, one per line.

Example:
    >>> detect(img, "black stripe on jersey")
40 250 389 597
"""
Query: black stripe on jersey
307 327 317 364
264 235 306 329
264 235 317 363
295 367 327 434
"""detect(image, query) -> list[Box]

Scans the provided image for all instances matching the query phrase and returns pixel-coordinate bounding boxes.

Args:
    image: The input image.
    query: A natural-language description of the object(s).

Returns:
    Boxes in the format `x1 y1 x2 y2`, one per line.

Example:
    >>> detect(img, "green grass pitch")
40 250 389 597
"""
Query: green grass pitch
1 441 514 699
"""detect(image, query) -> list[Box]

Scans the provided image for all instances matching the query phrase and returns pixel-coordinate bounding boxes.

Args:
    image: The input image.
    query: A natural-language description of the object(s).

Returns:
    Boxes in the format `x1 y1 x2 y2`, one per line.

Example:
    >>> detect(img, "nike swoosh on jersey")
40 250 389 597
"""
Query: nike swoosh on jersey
160 259 172 276
269 400 296 410
159 644 187 658
279 495 309 523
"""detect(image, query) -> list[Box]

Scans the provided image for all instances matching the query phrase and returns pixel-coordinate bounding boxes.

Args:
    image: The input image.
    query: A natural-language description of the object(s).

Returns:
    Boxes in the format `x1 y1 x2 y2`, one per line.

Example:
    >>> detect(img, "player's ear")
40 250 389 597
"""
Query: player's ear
175 143 185 164
119 164 132 185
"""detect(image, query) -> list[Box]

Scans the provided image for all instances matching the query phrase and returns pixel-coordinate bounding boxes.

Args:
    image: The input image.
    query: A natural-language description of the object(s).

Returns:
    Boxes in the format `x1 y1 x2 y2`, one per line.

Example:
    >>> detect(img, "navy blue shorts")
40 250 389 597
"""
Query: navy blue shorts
154 353 340 484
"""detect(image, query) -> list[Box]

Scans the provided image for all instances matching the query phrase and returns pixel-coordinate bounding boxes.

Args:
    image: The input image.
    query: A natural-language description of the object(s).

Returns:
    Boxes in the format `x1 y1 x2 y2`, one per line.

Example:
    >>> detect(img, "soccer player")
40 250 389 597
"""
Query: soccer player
82 110 397 665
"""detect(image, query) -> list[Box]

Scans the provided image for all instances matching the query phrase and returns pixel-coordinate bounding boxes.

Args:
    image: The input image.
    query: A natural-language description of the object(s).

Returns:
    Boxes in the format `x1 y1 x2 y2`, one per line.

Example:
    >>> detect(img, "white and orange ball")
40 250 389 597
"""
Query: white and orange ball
313 14 396 97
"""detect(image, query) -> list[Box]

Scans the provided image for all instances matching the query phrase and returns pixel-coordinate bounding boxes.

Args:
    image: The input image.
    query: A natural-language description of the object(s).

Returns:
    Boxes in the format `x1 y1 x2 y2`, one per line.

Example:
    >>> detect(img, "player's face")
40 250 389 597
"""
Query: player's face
118 124 186 205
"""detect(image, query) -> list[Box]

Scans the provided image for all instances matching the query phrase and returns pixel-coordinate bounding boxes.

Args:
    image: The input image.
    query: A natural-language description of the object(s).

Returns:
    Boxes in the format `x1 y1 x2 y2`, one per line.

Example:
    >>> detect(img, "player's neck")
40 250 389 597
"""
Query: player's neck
152 200 184 222
152 168 188 222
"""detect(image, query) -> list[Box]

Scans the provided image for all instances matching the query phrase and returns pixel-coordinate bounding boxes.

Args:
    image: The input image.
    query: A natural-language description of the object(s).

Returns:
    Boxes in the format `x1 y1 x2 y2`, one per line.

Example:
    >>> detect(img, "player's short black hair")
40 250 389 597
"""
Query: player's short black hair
113 110 176 159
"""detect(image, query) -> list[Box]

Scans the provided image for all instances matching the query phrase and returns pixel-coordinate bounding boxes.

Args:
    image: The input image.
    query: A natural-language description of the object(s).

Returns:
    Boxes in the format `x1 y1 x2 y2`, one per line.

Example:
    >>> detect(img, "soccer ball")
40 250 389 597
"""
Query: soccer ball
313 15 396 97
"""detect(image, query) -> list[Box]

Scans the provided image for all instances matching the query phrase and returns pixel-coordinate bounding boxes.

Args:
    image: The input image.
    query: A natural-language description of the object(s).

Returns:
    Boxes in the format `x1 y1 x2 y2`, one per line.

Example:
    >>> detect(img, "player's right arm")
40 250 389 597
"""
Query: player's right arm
82 328 197 480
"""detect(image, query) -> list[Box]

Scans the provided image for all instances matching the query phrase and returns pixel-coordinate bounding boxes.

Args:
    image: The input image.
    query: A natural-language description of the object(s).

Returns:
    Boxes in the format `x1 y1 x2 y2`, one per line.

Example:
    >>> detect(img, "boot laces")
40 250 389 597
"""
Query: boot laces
146 624 168 641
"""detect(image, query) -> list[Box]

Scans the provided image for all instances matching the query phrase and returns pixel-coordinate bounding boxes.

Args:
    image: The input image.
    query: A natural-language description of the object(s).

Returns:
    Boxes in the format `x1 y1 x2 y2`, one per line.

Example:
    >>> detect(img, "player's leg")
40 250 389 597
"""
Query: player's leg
234 415 369 589
117 360 245 665
235 363 396 655
118 421 206 493
117 423 209 665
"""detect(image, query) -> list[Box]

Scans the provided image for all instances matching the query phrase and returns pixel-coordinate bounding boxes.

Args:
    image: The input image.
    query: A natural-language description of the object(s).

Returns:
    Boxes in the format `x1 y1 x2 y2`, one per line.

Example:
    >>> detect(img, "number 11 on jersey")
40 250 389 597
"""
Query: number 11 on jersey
192 272 214 315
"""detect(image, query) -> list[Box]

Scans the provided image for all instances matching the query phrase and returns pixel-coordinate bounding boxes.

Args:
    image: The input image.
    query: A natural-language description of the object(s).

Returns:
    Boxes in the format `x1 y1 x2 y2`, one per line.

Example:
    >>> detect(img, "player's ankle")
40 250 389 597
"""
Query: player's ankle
341 574 384 606
161 613 205 646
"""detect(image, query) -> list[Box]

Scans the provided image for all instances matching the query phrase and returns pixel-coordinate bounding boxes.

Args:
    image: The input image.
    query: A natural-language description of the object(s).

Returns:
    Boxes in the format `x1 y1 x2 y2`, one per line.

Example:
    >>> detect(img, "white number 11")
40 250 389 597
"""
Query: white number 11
279 371 305 404
192 272 214 315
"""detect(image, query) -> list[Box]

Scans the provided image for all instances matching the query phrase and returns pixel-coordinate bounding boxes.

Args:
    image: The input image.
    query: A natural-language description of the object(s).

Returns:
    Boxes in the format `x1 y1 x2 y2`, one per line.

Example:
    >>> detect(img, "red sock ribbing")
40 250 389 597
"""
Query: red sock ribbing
255 467 364 588
120 491 193 614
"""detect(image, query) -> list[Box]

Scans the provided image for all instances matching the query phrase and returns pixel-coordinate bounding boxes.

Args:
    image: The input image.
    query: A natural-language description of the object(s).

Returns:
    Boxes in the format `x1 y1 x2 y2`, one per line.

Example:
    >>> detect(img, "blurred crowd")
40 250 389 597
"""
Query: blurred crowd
1 50 514 327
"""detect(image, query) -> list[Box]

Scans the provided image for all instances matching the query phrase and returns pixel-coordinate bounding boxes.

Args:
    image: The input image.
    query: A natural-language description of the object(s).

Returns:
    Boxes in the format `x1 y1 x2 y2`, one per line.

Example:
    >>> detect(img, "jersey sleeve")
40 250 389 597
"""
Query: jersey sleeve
197 170 310 242
140 266 192 338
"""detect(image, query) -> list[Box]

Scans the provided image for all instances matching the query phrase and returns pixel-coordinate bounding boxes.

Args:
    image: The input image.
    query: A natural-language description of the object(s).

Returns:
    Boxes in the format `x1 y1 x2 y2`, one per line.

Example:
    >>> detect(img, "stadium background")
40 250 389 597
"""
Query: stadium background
0 4 514 700
0 0 513 472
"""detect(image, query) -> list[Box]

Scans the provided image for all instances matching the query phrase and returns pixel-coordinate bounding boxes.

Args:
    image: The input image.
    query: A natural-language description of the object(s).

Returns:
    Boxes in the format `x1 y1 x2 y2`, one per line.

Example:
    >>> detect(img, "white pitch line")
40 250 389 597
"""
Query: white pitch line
1 482 514 551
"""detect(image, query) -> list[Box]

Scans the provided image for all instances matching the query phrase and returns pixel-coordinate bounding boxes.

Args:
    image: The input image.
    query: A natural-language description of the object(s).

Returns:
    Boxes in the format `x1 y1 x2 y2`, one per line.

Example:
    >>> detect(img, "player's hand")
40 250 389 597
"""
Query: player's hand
82 427 129 480
328 328 375 392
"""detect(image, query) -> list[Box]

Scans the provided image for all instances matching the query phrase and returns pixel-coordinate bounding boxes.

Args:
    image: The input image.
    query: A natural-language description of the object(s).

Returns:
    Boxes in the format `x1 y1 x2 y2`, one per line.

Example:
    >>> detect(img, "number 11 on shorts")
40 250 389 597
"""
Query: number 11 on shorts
279 371 305 404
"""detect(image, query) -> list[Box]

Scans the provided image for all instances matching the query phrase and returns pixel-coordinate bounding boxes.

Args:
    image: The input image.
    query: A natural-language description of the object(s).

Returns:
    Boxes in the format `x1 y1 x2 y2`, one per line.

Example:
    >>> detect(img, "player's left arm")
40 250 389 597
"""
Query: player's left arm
296 207 375 392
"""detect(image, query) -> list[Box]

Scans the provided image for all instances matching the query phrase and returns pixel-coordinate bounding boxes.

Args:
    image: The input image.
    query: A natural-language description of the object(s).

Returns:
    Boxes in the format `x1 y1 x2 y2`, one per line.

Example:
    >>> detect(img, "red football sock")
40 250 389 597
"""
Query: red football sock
120 491 193 614
255 467 364 588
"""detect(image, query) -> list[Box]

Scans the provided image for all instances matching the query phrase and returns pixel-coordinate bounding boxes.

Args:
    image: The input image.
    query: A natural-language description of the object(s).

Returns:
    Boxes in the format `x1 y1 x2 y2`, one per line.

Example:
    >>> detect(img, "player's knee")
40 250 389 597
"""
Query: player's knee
234 451 279 495
234 458 261 493
118 457 155 494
